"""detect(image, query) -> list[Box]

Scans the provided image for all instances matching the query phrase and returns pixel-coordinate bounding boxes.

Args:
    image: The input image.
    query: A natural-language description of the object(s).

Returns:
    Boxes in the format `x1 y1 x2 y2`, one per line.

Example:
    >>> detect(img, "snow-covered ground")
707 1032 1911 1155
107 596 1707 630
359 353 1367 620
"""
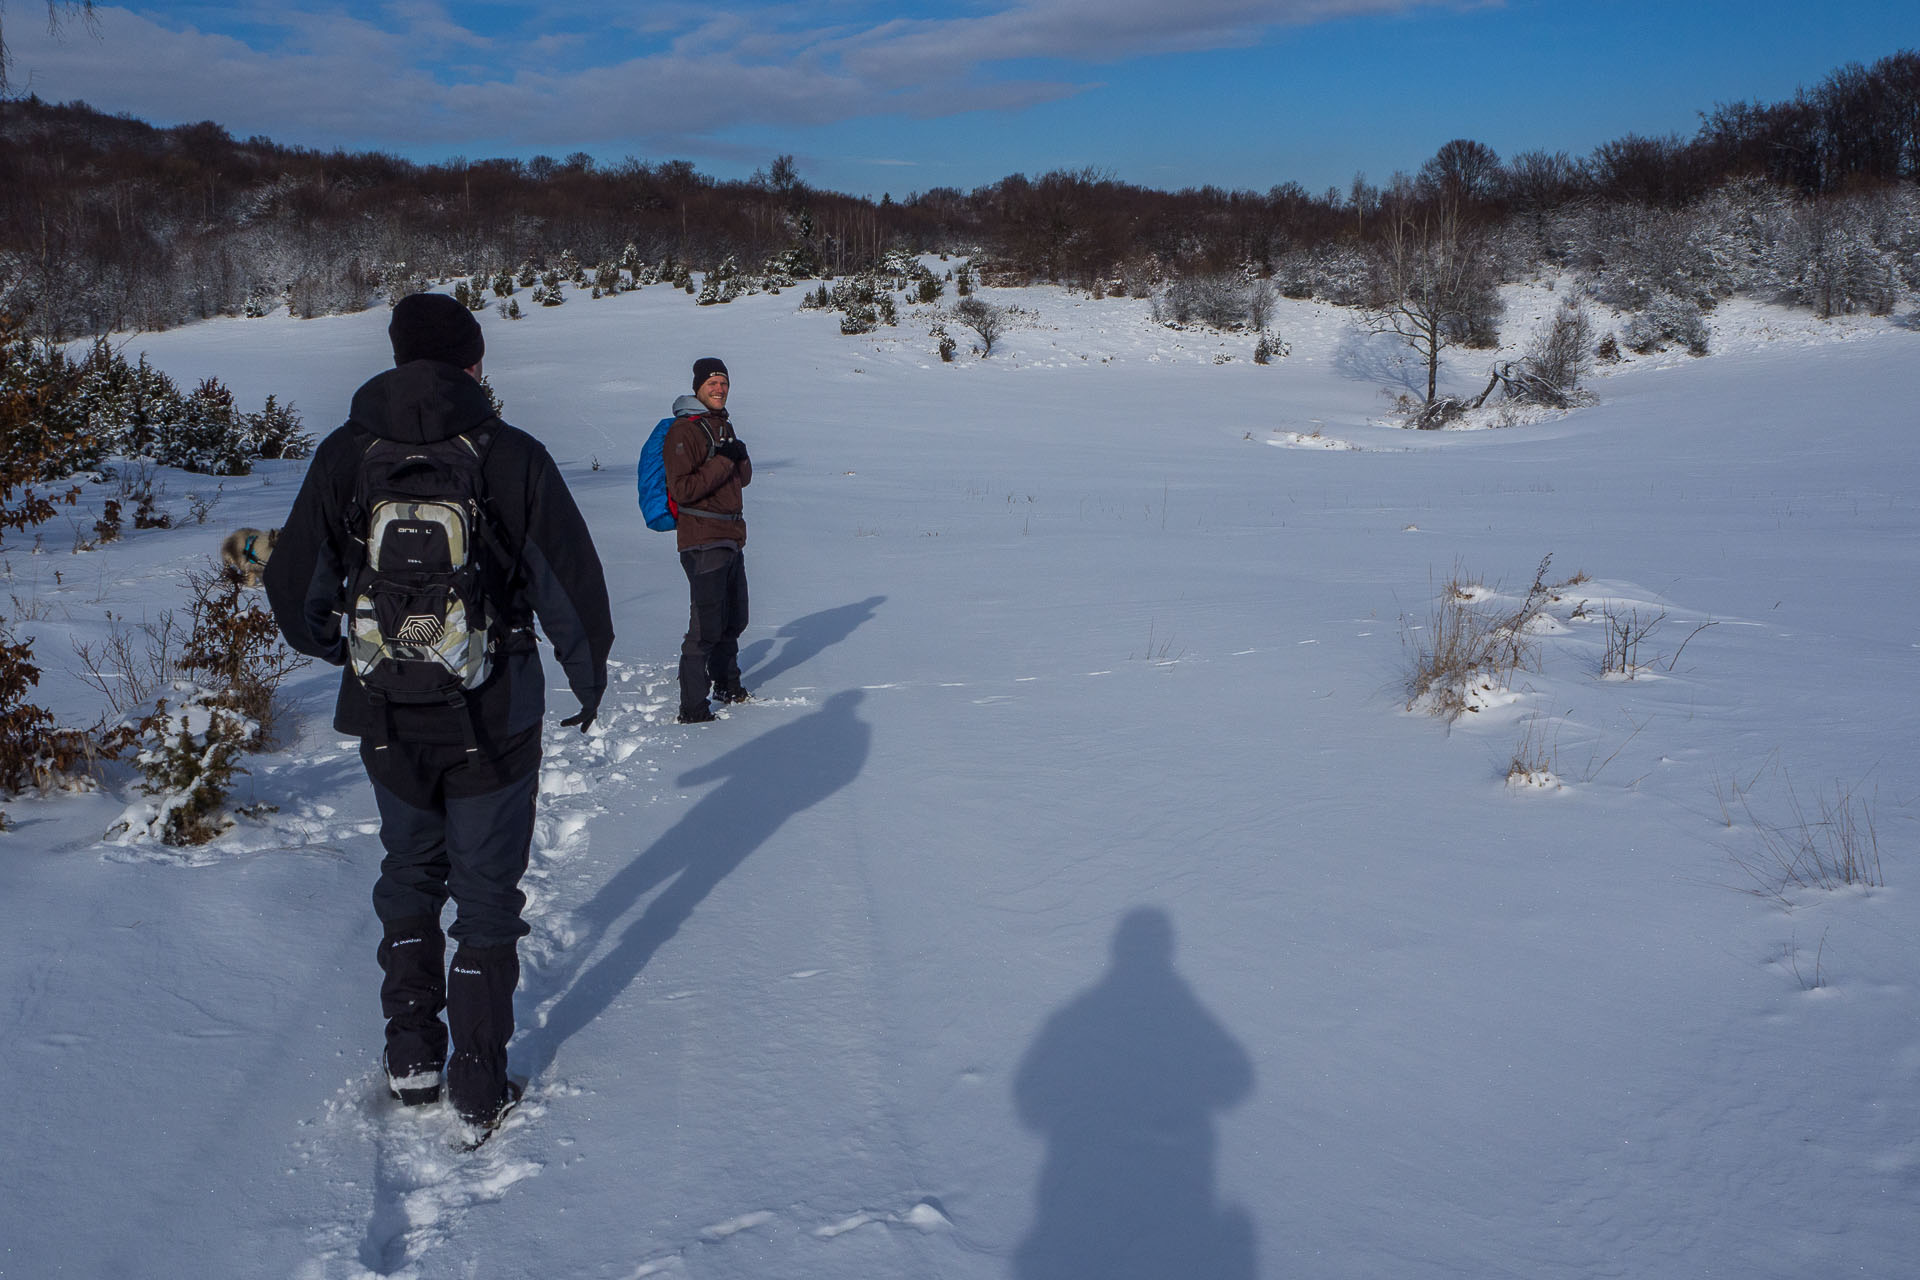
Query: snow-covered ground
3 278 1917 1279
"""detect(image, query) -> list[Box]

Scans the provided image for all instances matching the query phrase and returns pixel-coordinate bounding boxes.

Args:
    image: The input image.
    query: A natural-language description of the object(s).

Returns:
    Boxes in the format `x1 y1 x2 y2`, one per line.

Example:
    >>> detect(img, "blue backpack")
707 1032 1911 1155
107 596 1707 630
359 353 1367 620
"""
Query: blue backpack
636 417 679 531
637 414 724 531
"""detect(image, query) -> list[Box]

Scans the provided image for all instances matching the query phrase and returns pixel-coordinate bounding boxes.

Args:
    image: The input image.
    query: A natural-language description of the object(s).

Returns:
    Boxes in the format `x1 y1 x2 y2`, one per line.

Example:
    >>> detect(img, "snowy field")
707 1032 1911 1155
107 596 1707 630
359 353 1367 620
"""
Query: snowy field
2 277 1917 1279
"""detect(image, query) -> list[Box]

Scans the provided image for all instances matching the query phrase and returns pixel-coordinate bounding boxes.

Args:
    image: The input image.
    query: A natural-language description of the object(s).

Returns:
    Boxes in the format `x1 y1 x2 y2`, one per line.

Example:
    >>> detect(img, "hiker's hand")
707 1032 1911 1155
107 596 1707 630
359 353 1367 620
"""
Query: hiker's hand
560 689 601 733
717 437 748 463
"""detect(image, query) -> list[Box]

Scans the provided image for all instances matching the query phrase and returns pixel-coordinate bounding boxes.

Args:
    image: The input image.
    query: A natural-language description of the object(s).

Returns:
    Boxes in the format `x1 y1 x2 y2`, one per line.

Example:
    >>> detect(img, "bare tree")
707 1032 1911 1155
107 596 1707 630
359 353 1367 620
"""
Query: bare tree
1419 139 1503 204
0 2 94 91
1357 199 1499 409
952 297 1006 357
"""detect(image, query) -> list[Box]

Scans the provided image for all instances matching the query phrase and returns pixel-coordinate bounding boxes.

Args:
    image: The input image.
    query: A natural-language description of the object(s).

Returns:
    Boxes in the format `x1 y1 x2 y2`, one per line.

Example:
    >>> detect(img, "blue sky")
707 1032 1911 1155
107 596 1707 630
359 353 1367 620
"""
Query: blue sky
8 2 1915 197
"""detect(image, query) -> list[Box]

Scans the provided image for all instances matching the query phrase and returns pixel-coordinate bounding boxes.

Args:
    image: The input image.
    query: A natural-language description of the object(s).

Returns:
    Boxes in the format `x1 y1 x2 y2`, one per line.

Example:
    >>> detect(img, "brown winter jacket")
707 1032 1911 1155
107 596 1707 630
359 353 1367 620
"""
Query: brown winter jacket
663 396 750 551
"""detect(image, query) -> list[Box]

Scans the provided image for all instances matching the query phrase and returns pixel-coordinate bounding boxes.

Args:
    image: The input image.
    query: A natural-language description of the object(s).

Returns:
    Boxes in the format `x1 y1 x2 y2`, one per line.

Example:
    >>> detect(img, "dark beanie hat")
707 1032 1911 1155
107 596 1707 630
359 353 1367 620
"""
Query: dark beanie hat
389 293 485 369
692 357 729 390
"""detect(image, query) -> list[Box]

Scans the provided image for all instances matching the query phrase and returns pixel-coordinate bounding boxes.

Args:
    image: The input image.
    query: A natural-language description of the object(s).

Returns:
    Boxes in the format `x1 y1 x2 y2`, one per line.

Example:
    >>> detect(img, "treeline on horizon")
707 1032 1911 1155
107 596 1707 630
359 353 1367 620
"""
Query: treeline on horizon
1 48 1916 340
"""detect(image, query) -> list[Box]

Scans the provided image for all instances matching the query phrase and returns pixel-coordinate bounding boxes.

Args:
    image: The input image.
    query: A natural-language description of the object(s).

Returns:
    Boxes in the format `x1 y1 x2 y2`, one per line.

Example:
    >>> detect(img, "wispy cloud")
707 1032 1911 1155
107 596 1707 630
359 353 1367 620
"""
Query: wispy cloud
10 2 1480 150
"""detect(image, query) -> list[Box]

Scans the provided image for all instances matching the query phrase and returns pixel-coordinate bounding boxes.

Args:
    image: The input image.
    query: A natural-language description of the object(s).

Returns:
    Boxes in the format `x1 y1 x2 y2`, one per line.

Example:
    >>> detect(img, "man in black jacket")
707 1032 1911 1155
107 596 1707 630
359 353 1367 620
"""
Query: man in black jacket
266 293 613 1134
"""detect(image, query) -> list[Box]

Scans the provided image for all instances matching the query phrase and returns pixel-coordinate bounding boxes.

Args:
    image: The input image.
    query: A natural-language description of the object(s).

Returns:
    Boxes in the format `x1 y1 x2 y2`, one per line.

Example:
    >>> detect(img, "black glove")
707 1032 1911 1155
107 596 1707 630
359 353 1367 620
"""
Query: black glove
560 688 601 733
716 437 748 464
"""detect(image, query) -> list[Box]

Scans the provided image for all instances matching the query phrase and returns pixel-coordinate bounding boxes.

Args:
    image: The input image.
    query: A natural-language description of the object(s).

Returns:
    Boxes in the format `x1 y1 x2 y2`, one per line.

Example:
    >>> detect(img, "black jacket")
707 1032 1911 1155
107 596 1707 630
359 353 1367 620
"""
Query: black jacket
265 360 613 746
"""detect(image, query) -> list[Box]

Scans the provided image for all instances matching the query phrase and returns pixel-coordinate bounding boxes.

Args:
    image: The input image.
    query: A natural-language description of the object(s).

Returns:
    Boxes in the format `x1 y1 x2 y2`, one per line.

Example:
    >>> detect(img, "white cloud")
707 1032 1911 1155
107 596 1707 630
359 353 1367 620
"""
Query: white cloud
6 2 1481 150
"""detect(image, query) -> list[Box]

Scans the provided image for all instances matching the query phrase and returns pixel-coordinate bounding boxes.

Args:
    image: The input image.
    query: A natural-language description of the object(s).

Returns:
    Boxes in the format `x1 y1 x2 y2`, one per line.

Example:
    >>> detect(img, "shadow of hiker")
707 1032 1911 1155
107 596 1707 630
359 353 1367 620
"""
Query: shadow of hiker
738 595 886 691
1013 907 1257 1280
522 689 871 1074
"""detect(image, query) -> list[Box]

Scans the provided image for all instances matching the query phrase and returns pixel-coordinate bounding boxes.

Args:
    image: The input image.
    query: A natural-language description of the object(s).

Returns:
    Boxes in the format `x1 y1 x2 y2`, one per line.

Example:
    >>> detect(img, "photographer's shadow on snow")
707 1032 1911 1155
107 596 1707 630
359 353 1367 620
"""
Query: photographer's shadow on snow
1013 907 1257 1280
737 595 886 690
525 689 870 1071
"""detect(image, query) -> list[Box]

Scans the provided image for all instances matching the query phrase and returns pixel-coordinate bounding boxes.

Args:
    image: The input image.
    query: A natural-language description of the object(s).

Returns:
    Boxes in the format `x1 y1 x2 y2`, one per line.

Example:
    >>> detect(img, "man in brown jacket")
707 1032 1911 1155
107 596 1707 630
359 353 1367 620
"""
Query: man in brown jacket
666 356 752 723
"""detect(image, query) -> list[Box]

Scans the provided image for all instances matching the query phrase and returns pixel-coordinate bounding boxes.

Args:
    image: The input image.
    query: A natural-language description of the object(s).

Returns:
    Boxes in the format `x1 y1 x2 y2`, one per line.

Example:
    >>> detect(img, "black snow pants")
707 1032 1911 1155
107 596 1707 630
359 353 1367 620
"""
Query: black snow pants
364 727 539 1120
678 544 749 713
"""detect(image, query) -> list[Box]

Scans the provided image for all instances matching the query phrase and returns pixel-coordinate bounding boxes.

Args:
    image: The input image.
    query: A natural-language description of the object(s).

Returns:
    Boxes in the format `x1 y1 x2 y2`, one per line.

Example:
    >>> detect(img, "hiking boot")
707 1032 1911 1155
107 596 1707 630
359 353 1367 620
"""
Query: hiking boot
383 1047 443 1107
378 916 447 1104
713 684 752 705
676 703 717 724
462 1075 523 1127
458 1078 525 1146
447 943 518 1126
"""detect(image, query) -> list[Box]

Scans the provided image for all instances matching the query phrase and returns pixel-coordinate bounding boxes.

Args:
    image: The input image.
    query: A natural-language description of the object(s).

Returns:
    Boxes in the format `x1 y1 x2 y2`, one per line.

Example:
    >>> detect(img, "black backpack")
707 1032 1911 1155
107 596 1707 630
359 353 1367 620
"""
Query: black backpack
345 426 512 708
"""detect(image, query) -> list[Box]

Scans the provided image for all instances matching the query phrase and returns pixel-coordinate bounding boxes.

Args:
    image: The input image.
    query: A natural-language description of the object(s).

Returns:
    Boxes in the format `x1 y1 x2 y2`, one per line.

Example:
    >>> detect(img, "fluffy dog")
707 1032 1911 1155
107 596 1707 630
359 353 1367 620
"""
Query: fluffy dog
220 526 279 587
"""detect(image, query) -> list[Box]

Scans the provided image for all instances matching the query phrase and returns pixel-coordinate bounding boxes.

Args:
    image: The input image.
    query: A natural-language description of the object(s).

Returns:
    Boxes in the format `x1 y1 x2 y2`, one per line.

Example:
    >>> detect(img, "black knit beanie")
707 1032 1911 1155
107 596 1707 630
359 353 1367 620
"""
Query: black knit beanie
692 357 729 390
389 293 485 369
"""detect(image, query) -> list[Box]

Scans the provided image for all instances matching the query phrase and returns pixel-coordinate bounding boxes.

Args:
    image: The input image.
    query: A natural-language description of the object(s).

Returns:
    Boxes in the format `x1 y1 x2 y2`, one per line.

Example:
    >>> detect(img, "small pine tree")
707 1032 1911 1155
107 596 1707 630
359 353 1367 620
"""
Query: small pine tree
243 395 313 460
158 377 252 476
130 691 253 845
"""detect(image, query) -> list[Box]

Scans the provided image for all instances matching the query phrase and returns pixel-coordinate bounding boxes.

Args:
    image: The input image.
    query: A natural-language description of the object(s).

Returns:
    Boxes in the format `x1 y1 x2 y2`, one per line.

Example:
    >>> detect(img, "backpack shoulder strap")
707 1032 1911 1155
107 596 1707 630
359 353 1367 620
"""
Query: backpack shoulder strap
465 420 530 601
676 413 718 460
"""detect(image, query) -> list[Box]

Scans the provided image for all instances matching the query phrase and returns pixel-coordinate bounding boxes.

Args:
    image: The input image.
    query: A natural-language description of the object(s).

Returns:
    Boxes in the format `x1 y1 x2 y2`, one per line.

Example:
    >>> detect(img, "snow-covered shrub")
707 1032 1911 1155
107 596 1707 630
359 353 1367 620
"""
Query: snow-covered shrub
178 563 308 733
1623 291 1710 356
1402 557 1553 720
154 378 252 476
241 395 312 460
1570 202 1734 312
1246 279 1277 332
1154 273 1253 329
1509 297 1595 405
1767 197 1902 318
821 275 897 334
119 686 256 846
1272 244 1371 305
383 263 431 307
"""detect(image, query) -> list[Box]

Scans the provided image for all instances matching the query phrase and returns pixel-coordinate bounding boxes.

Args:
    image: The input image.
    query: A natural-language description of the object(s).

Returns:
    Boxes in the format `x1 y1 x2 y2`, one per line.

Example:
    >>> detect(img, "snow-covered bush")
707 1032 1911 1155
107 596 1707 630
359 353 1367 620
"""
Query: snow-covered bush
1510 297 1595 405
241 395 312 460
816 275 897 334
1402 557 1554 720
1623 291 1711 356
178 563 308 732
1272 244 1371 305
154 378 253 476
1571 203 1734 313
1767 197 1903 318
117 686 256 846
1154 273 1254 330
